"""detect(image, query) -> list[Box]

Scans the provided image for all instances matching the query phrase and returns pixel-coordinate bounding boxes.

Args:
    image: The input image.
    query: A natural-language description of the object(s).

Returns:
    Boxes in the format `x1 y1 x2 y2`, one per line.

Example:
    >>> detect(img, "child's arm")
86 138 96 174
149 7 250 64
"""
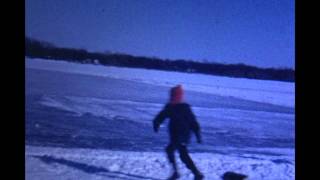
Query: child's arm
153 104 169 132
188 105 202 143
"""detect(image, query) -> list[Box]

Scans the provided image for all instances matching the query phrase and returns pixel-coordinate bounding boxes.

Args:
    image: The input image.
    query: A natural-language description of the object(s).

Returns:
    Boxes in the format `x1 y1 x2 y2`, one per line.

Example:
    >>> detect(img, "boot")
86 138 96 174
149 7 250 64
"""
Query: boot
194 172 204 180
167 171 180 180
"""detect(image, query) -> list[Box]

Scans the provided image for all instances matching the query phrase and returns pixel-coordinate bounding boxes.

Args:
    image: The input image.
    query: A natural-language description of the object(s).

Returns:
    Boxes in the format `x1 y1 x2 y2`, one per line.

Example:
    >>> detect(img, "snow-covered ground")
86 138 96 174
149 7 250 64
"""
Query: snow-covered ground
25 58 295 179
26 146 294 180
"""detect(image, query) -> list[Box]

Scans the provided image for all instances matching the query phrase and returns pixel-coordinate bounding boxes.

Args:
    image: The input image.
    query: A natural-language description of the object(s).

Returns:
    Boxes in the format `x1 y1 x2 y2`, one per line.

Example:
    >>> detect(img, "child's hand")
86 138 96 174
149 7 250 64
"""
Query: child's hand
153 125 159 133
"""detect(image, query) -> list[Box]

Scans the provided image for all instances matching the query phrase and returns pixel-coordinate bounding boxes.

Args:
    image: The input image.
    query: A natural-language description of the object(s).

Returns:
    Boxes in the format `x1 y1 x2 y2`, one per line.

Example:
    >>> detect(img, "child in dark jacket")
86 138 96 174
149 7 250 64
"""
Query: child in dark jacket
153 85 204 180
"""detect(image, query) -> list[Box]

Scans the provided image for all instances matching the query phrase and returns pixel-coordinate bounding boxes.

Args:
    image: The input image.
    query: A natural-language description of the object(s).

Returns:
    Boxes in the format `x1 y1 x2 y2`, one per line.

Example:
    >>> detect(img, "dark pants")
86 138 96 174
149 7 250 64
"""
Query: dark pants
165 143 200 175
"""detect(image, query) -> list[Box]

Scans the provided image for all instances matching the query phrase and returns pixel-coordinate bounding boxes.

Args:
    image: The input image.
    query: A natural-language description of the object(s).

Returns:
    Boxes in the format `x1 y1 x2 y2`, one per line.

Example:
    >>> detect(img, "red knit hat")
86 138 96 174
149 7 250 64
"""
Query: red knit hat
170 85 184 104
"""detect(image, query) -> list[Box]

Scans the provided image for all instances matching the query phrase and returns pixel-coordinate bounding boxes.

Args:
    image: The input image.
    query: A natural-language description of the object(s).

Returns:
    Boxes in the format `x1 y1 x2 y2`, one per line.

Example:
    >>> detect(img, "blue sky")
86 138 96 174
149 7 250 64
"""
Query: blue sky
26 0 294 69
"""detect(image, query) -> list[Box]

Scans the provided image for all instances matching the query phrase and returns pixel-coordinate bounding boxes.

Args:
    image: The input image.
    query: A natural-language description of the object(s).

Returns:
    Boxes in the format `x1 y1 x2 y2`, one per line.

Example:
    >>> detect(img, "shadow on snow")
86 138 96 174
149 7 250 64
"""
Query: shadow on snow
33 155 164 180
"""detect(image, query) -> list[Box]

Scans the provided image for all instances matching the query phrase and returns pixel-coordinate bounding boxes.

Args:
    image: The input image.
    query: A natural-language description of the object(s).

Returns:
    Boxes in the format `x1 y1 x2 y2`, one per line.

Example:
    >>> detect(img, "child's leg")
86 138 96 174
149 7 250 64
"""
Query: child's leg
178 144 201 175
166 143 178 172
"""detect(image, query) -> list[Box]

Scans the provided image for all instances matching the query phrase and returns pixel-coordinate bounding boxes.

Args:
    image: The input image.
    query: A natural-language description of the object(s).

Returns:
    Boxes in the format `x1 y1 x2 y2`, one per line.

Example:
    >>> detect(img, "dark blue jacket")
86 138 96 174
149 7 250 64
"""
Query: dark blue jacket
153 103 201 144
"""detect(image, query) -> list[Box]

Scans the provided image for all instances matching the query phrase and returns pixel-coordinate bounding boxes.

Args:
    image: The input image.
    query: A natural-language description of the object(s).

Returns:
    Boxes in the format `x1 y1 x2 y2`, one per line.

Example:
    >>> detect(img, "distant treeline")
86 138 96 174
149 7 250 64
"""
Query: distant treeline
25 37 294 82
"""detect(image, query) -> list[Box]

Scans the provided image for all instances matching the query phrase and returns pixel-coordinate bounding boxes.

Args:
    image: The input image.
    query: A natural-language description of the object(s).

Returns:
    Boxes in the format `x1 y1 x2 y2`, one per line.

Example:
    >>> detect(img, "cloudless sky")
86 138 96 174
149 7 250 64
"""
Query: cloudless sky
26 0 294 69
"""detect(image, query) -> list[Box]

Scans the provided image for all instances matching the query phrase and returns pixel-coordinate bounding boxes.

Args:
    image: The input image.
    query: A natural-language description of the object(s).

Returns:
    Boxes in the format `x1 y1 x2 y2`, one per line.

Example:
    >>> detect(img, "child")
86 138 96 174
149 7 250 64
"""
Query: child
153 85 204 180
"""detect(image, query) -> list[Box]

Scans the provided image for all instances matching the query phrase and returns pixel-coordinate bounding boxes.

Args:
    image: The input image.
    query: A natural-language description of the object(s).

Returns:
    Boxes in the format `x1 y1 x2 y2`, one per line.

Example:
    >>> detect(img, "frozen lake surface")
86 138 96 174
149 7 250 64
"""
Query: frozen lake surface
25 58 294 179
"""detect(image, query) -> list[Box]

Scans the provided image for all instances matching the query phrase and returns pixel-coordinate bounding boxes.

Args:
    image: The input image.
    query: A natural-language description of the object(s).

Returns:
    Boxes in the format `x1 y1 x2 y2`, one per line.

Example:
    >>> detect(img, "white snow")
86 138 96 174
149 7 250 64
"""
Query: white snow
26 146 294 180
25 58 294 108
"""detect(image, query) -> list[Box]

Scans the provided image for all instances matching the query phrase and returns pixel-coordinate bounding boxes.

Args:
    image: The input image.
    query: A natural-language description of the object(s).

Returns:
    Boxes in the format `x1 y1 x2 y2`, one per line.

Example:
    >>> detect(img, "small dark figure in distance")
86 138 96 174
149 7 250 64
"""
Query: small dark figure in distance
221 171 248 180
153 85 204 180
